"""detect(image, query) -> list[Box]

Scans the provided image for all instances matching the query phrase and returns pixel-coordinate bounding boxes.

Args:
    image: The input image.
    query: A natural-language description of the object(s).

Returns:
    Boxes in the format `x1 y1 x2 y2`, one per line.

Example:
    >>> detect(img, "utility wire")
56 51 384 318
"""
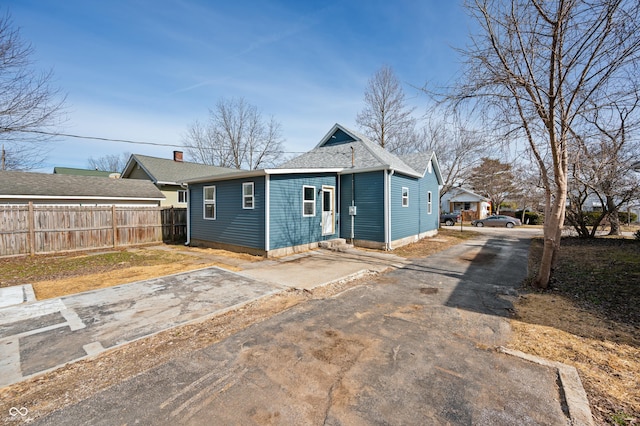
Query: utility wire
12 129 355 158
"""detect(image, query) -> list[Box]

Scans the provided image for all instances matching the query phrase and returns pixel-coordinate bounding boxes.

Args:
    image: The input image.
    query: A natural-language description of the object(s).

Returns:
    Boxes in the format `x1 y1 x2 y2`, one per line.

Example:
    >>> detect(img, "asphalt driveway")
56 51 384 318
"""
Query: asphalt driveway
30 232 590 425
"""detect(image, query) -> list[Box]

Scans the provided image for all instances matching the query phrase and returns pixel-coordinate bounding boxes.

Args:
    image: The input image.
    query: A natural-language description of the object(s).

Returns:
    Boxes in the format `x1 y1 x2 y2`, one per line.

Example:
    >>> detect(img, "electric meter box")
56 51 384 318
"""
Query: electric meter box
349 206 357 216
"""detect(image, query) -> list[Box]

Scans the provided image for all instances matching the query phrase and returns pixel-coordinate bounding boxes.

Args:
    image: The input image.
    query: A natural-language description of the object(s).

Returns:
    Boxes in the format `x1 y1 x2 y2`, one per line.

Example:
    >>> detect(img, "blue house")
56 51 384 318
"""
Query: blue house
185 124 443 257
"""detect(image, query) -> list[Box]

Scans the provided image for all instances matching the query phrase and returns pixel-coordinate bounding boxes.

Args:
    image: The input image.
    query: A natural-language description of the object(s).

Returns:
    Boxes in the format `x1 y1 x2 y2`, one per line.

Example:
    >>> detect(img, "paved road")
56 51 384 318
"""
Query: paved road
33 232 579 425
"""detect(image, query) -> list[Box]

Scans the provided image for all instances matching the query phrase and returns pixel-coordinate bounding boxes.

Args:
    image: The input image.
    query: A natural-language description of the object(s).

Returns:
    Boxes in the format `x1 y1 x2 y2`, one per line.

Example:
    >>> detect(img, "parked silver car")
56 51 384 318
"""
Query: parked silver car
471 215 522 228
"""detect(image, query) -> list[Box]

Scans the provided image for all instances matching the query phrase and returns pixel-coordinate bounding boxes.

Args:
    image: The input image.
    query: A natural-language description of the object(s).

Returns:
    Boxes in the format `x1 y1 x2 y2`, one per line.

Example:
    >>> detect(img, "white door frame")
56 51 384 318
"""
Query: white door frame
321 185 335 236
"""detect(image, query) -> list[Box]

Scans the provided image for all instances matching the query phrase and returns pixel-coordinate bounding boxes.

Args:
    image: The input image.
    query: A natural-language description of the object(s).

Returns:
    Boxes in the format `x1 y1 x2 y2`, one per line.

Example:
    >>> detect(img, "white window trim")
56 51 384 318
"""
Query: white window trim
427 191 432 214
242 182 254 210
177 190 187 204
203 185 216 220
302 185 316 217
402 187 409 207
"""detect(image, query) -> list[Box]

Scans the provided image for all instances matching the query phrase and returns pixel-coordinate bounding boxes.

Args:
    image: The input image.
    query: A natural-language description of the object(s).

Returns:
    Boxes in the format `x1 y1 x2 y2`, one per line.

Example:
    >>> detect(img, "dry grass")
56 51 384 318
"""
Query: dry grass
393 227 480 258
0 246 261 300
511 237 640 425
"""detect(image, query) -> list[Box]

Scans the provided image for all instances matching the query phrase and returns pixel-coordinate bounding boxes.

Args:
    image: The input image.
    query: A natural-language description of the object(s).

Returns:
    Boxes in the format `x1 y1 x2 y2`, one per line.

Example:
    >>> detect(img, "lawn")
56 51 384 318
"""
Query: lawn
511 237 640 425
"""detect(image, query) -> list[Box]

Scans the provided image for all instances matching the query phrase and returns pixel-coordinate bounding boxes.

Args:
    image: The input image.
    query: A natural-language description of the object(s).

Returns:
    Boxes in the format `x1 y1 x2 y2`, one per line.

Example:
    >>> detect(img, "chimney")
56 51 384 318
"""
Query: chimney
173 151 183 162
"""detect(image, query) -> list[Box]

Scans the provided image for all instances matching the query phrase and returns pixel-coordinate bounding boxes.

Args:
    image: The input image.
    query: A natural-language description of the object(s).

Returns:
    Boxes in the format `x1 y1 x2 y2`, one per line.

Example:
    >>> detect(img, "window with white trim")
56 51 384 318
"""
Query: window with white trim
178 190 187 204
402 187 409 207
203 186 216 219
242 182 254 209
427 191 432 214
303 186 316 217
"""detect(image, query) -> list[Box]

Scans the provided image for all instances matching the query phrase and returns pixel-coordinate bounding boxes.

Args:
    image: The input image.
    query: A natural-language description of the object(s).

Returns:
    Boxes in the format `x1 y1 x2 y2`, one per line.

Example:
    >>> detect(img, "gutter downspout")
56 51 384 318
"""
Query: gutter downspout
265 175 270 254
384 169 394 250
181 183 190 246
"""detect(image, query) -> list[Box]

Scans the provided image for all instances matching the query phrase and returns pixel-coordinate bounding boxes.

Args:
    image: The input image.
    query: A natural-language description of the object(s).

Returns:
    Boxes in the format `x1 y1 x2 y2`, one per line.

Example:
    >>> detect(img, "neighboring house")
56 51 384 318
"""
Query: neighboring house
53 167 120 178
440 187 491 221
121 151 238 207
0 171 164 206
185 123 443 257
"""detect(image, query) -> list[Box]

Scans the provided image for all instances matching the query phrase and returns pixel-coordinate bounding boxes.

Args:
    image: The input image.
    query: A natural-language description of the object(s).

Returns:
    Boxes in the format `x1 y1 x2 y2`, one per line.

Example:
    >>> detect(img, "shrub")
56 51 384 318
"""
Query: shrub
618 211 638 223
634 229 640 241
514 210 543 225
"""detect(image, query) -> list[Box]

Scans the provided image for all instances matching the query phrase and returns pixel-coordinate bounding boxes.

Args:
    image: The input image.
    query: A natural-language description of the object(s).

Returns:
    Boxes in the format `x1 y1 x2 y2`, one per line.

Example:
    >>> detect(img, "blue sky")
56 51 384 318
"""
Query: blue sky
4 0 473 171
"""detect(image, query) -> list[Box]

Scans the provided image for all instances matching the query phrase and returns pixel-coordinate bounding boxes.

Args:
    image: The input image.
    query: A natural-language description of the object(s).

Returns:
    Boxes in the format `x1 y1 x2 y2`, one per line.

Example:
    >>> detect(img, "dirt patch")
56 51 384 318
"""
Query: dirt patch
511 237 640 425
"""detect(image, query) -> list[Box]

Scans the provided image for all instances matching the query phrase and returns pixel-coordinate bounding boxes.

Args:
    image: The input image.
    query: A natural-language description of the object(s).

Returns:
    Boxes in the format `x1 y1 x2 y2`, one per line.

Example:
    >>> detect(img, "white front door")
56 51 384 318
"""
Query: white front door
321 186 335 236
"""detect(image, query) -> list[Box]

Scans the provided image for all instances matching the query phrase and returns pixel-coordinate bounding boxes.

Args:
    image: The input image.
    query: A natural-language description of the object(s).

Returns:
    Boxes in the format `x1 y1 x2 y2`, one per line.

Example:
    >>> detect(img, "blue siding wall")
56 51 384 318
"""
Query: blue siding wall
269 174 338 250
391 163 439 241
340 171 385 243
421 158 441 233
189 177 265 249
323 128 356 146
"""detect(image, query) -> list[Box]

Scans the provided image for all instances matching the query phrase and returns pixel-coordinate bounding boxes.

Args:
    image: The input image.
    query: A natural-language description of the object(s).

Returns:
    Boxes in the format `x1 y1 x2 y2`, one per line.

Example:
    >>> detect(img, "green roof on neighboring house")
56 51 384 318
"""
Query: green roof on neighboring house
53 167 119 178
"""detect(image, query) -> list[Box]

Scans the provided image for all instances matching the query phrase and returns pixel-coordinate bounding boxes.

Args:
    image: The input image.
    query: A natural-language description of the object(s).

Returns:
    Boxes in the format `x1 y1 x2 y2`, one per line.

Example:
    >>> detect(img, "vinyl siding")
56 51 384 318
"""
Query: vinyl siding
269 174 338 250
127 166 152 181
421 158 440 232
391 164 439 241
189 177 265 249
340 171 385 243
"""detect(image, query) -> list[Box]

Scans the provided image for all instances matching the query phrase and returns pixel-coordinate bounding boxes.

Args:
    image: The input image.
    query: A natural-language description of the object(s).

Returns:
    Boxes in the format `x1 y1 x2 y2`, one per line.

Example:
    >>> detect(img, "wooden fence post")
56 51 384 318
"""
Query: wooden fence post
28 202 35 256
112 205 117 248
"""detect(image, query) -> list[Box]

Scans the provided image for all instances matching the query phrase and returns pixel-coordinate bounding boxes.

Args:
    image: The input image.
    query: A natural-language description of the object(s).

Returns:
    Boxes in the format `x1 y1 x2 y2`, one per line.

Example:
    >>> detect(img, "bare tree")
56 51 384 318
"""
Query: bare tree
568 93 640 236
183 97 285 170
356 65 417 154
450 0 640 288
87 152 131 172
468 158 517 214
0 11 65 170
419 110 492 196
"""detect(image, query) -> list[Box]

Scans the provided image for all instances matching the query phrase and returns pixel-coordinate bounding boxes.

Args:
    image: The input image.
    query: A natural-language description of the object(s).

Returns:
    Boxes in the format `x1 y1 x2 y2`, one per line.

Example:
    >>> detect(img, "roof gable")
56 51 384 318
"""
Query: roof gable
281 123 423 177
122 154 240 184
448 187 490 202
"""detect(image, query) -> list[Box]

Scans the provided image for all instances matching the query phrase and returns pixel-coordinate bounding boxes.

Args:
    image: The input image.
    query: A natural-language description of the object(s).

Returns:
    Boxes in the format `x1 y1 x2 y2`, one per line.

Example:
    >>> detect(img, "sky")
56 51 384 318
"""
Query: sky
3 0 474 172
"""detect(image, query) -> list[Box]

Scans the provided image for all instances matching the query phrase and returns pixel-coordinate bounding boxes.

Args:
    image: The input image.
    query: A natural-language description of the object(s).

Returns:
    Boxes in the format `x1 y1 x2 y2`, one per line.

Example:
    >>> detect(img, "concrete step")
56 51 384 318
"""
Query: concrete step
318 239 354 252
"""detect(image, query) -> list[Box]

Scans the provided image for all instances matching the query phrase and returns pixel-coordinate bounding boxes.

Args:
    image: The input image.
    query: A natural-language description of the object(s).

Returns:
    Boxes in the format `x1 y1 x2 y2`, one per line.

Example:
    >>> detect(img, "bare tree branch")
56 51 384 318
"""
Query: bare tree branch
182 97 285 170
0 10 66 170
356 65 417 154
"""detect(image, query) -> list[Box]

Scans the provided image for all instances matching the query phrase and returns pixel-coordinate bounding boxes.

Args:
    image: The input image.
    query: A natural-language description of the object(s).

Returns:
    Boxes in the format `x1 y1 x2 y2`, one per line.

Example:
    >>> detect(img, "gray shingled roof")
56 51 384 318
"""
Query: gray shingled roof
53 167 117 177
123 154 239 184
0 171 164 199
399 152 431 175
280 124 423 177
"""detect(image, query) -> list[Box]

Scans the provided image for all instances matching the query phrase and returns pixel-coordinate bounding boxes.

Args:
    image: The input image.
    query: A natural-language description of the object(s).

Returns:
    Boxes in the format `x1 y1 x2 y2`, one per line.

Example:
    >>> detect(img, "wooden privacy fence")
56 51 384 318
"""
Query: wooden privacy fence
0 203 163 257
161 207 187 243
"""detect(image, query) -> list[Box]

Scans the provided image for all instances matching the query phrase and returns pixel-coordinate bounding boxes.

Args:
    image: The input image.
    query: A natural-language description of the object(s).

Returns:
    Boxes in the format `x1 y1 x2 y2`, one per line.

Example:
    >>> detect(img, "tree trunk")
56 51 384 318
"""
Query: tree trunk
606 196 621 235
534 185 567 289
